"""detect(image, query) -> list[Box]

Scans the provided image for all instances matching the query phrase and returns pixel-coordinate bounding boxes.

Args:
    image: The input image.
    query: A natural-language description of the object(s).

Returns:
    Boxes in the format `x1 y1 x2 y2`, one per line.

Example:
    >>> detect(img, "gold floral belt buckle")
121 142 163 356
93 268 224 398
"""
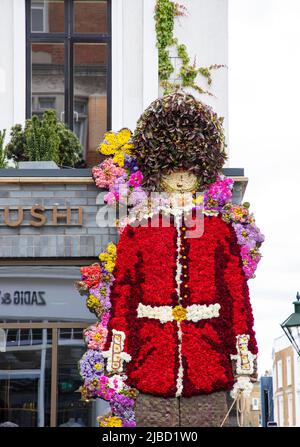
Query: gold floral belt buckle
172 305 187 322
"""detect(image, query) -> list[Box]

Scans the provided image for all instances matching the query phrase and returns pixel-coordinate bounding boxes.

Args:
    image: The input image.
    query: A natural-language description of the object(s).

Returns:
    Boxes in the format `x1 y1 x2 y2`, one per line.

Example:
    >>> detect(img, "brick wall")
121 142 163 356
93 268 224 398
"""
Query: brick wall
0 181 117 258
48 1 107 34
273 346 296 426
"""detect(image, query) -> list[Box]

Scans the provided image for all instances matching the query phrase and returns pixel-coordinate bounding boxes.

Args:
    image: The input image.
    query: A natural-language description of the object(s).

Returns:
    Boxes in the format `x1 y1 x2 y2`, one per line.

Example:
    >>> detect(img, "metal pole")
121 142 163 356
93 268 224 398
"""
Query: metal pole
38 327 47 427
50 328 58 427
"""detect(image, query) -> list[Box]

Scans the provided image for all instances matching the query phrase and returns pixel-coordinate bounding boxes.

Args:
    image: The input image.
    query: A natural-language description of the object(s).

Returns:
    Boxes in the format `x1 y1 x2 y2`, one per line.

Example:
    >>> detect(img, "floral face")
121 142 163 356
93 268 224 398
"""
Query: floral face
160 170 199 193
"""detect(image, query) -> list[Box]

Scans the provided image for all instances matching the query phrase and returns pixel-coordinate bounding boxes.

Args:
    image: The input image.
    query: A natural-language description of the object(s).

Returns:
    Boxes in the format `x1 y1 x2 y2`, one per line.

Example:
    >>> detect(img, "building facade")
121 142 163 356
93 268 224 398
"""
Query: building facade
273 334 300 426
241 381 261 427
0 0 229 151
0 0 242 427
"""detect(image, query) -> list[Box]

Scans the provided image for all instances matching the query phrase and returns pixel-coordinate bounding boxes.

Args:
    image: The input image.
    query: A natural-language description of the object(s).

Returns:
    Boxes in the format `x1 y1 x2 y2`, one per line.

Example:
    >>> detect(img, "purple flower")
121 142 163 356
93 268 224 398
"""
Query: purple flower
233 223 264 249
112 174 130 197
89 285 112 311
122 420 137 427
110 393 135 420
124 155 139 172
128 187 147 206
79 350 104 382
204 176 233 210
251 223 265 243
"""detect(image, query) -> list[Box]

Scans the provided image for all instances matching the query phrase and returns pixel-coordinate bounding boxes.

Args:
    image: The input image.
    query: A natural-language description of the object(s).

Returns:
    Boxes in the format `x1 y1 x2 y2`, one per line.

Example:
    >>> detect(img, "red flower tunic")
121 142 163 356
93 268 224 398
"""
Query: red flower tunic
103 214 258 398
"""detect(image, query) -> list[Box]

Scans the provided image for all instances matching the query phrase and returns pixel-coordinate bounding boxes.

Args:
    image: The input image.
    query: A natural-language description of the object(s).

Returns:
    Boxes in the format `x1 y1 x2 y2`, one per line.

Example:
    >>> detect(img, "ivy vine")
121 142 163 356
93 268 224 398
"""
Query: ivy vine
155 0 224 95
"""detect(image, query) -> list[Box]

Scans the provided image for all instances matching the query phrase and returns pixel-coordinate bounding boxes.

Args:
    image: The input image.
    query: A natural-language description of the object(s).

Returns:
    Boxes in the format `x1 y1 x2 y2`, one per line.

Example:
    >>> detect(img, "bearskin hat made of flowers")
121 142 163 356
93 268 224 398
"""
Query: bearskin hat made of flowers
132 91 227 191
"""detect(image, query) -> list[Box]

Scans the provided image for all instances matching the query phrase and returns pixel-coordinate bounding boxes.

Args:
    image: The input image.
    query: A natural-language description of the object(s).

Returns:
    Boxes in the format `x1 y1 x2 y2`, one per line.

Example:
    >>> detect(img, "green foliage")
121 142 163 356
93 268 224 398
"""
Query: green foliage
155 0 225 95
6 110 83 167
155 0 176 81
56 119 84 167
25 112 60 163
0 129 7 168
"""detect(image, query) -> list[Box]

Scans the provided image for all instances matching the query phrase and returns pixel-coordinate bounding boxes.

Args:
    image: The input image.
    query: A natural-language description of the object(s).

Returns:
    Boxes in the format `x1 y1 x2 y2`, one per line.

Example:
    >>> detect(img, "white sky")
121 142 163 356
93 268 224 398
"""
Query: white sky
228 0 300 374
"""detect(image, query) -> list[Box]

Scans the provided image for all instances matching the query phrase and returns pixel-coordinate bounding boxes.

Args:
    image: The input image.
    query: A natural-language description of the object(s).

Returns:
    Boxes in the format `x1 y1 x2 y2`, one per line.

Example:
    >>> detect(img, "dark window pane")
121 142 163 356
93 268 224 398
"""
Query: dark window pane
59 329 72 339
6 329 18 344
57 344 93 427
74 43 107 166
31 43 65 121
32 8 44 32
38 97 56 109
31 0 64 33
0 337 52 427
74 0 107 33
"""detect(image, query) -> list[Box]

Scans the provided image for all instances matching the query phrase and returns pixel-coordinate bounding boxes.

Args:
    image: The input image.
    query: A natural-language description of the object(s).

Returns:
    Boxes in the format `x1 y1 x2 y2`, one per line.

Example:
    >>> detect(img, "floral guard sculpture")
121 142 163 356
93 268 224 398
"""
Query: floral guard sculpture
75 92 264 427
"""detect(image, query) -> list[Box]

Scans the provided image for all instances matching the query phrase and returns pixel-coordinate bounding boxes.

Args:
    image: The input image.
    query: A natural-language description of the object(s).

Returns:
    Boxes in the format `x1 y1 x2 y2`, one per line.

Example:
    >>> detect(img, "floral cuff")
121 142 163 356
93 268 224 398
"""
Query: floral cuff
230 334 256 375
102 329 132 373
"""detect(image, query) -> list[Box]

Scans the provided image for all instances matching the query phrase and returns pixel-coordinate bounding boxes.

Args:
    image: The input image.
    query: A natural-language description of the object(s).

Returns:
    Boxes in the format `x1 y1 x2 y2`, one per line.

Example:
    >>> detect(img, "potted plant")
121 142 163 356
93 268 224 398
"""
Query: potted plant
5 110 84 169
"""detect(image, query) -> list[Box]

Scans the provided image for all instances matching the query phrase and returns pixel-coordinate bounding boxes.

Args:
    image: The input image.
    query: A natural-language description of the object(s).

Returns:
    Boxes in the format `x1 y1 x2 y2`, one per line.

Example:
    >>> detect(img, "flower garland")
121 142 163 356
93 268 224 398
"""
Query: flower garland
92 128 145 208
75 243 138 427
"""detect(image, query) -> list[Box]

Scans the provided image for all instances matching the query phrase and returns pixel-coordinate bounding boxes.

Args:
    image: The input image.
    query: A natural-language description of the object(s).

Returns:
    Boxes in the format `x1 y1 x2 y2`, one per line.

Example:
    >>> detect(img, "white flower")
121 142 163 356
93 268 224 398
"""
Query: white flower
137 303 221 323
231 376 253 398
108 374 126 392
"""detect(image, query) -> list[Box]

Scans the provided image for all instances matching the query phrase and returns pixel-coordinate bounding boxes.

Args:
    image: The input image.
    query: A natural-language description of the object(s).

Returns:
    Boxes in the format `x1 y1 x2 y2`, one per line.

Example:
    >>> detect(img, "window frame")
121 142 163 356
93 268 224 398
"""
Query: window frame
31 1 48 33
25 0 112 136
277 359 283 388
252 397 259 411
0 321 90 427
286 355 292 386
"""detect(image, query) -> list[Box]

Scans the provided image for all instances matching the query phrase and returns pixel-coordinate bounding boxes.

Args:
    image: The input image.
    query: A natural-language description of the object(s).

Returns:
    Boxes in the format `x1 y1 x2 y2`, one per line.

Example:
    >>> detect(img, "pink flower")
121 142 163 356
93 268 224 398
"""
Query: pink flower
128 171 143 187
240 245 250 257
84 322 108 350
92 159 125 189
104 191 120 204
101 311 111 328
99 375 109 385
239 245 261 279
204 176 233 209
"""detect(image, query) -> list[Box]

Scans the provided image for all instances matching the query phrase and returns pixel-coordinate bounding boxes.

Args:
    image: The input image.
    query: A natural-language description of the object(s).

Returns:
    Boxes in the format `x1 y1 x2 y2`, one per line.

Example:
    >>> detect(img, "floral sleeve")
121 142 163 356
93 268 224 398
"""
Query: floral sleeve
221 223 258 375
102 225 140 373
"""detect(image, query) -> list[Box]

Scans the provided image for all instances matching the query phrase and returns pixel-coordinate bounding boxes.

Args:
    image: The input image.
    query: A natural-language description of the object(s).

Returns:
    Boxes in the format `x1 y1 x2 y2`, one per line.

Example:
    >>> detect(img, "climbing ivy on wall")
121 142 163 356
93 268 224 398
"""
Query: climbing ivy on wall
155 0 224 95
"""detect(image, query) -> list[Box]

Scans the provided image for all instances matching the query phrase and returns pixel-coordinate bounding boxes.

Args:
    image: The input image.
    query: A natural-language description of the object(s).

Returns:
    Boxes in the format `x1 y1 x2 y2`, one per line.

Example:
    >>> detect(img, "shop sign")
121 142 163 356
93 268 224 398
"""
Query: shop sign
0 290 46 306
0 206 83 227
0 279 92 321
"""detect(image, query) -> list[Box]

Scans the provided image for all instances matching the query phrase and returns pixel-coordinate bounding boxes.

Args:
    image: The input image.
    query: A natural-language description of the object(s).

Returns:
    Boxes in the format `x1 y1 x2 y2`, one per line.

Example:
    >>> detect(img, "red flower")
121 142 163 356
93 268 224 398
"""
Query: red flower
80 264 102 288
104 215 258 397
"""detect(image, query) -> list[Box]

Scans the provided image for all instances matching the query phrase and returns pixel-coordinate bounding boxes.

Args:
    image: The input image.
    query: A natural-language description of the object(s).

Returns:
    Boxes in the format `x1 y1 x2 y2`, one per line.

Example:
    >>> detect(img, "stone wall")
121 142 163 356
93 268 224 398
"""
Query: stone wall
0 181 117 258
0 169 247 259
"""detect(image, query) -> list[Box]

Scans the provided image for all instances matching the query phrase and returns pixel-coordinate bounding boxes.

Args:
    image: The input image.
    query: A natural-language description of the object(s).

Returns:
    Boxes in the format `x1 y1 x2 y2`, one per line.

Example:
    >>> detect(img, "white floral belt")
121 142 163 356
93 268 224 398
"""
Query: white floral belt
137 303 221 324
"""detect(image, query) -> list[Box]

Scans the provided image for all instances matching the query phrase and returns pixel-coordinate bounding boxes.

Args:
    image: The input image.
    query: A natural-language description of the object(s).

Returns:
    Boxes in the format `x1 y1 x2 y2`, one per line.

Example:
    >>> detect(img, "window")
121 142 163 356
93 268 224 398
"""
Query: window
26 0 111 166
278 395 284 426
273 365 277 392
277 359 283 388
286 356 292 386
288 393 293 426
0 322 92 427
252 397 259 411
31 1 47 33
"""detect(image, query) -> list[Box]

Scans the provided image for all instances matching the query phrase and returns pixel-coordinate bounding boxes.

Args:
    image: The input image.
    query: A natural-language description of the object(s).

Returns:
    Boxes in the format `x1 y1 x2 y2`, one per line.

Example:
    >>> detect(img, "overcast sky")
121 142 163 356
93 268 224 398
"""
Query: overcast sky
228 0 300 374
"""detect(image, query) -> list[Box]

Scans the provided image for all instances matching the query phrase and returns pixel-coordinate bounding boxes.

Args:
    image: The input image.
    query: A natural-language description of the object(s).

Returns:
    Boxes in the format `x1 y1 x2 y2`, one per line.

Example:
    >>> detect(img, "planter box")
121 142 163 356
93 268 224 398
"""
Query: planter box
17 161 59 169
